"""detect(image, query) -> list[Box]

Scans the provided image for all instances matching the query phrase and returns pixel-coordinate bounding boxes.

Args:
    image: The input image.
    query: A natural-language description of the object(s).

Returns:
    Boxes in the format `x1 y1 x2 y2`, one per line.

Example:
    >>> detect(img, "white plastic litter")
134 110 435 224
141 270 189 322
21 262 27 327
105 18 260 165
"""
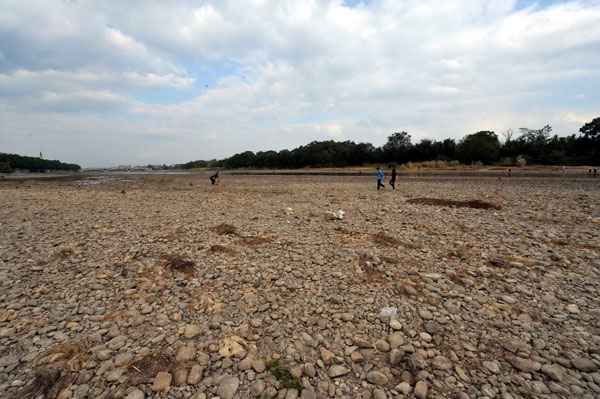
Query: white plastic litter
380 307 398 317
325 209 346 220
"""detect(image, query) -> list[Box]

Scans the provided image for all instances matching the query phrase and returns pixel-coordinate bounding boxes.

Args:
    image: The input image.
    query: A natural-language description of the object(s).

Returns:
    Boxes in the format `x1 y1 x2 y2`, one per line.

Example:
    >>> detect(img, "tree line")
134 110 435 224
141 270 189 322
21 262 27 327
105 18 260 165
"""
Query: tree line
174 117 599 169
0 153 81 173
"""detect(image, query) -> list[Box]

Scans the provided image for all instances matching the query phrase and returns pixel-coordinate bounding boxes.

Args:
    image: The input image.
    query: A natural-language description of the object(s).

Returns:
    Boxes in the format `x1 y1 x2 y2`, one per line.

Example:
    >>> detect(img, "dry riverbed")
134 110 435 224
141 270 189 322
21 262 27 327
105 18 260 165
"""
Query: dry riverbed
1 174 599 399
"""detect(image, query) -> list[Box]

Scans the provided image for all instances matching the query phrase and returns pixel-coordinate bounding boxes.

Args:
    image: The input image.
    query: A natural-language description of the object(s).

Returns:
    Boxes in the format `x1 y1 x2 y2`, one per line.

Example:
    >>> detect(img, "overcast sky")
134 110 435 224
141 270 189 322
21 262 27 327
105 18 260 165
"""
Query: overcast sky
1 0 599 167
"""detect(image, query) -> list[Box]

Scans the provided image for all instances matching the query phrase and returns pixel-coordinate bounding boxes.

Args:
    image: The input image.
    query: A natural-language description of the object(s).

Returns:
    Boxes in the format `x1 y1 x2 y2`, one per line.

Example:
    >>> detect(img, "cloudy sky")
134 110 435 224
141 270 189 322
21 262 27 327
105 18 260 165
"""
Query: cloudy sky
1 0 599 167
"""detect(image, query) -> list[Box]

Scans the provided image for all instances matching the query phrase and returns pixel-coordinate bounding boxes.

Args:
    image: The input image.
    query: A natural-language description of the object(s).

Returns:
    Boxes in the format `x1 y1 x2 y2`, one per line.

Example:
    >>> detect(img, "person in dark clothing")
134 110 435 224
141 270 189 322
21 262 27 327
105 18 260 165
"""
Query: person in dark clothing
389 167 397 190
209 170 220 185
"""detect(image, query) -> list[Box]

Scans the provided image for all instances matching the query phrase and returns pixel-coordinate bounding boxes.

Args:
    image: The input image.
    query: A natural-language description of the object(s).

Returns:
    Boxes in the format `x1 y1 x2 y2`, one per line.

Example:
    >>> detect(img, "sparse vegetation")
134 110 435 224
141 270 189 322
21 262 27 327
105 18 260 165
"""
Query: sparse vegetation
265 359 303 392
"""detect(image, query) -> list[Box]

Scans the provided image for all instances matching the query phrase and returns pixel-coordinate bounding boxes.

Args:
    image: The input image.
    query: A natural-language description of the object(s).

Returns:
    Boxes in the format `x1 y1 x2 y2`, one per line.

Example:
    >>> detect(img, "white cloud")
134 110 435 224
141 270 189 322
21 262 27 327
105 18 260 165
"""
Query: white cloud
0 0 599 167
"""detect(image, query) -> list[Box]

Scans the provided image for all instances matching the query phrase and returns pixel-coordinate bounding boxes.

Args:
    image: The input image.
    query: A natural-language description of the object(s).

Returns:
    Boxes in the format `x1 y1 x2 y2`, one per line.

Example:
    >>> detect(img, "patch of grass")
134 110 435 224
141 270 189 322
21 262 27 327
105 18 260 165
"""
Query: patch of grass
126 350 173 385
211 223 239 235
208 244 237 255
265 359 303 392
407 197 501 210
160 253 196 276
15 342 89 399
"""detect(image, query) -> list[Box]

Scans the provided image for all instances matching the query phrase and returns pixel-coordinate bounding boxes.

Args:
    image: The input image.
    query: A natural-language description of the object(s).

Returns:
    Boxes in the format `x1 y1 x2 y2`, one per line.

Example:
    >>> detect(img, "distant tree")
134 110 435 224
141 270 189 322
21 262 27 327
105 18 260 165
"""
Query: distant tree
578 117 600 164
456 131 500 164
383 131 412 163
500 128 514 142
579 117 600 139
516 125 552 164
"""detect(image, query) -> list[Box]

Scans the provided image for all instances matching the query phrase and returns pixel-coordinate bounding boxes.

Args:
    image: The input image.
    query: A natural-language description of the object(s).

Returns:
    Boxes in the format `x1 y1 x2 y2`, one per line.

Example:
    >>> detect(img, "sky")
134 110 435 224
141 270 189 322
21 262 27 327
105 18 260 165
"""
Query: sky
1 0 599 167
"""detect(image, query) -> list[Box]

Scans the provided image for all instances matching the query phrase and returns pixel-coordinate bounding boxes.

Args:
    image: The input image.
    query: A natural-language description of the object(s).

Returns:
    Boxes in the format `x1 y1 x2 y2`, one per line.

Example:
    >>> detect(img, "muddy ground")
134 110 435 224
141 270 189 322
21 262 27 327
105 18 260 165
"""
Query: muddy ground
1 174 599 399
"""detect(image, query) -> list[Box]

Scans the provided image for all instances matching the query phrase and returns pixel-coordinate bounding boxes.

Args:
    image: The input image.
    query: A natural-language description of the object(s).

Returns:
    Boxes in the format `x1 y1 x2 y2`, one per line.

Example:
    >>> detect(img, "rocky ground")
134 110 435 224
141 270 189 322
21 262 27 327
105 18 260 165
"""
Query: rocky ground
1 173 599 399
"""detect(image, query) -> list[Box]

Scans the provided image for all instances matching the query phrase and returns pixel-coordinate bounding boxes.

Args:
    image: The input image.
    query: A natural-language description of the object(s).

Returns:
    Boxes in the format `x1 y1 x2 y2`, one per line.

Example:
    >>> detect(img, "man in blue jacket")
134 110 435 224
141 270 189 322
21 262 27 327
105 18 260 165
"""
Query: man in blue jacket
377 167 385 190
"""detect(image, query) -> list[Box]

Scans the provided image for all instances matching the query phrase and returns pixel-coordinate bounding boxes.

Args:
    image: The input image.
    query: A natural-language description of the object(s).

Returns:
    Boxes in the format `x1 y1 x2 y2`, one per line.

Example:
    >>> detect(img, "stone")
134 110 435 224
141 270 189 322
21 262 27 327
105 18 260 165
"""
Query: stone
125 388 144 399
408 353 427 371
482 360 501 374
217 376 240 399
566 304 580 314
174 368 188 385
151 372 172 392
176 345 196 362
415 381 428 399
541 363 564 382
328 365 350 378
300 389 317 399
510 357 541 373
389 349 405 366
572 357 598 372
432 356 452 370
250 380 266 397
396 381 412 395
389 319 402 330
184 324 202 339
366 371 388 385
252 359 266 373
187 364 204 385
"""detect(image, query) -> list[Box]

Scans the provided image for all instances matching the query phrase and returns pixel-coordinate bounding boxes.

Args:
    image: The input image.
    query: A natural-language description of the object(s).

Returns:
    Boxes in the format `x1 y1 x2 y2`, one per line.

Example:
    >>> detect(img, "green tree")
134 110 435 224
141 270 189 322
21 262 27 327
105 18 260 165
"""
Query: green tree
456 131 500 164
580 117 600 139
383 131 412 163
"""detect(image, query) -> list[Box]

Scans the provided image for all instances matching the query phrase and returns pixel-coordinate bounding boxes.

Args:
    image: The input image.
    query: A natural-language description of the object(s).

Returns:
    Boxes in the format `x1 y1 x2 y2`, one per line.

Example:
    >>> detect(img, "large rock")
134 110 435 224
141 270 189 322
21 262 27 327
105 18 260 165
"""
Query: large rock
415 381 428 399
541 363 564 382
217 376 240 399
571 357 598 372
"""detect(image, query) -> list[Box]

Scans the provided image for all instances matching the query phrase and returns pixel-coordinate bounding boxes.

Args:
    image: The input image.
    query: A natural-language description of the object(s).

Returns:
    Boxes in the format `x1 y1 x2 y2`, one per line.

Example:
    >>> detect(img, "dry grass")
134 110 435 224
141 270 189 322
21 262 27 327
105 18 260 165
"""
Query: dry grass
371 232 403 247
211 223 239 235
53 247 73 260
16 343 88 399
160 254 195 276
208 244 238 255
125 350 173 385
407 197 501 210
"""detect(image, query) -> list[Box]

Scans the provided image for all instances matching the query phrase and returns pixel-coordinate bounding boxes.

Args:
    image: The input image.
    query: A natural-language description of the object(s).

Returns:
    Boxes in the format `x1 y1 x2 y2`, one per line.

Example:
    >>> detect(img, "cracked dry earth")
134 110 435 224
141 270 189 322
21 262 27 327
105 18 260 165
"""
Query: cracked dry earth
1 174 599 399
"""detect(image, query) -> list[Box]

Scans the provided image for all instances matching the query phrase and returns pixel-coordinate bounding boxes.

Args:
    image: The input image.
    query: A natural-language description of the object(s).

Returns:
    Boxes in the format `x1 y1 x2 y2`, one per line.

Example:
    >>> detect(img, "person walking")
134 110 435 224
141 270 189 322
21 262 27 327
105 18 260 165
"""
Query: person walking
377 167 385 190
389 167 397 190
210 170 220 185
